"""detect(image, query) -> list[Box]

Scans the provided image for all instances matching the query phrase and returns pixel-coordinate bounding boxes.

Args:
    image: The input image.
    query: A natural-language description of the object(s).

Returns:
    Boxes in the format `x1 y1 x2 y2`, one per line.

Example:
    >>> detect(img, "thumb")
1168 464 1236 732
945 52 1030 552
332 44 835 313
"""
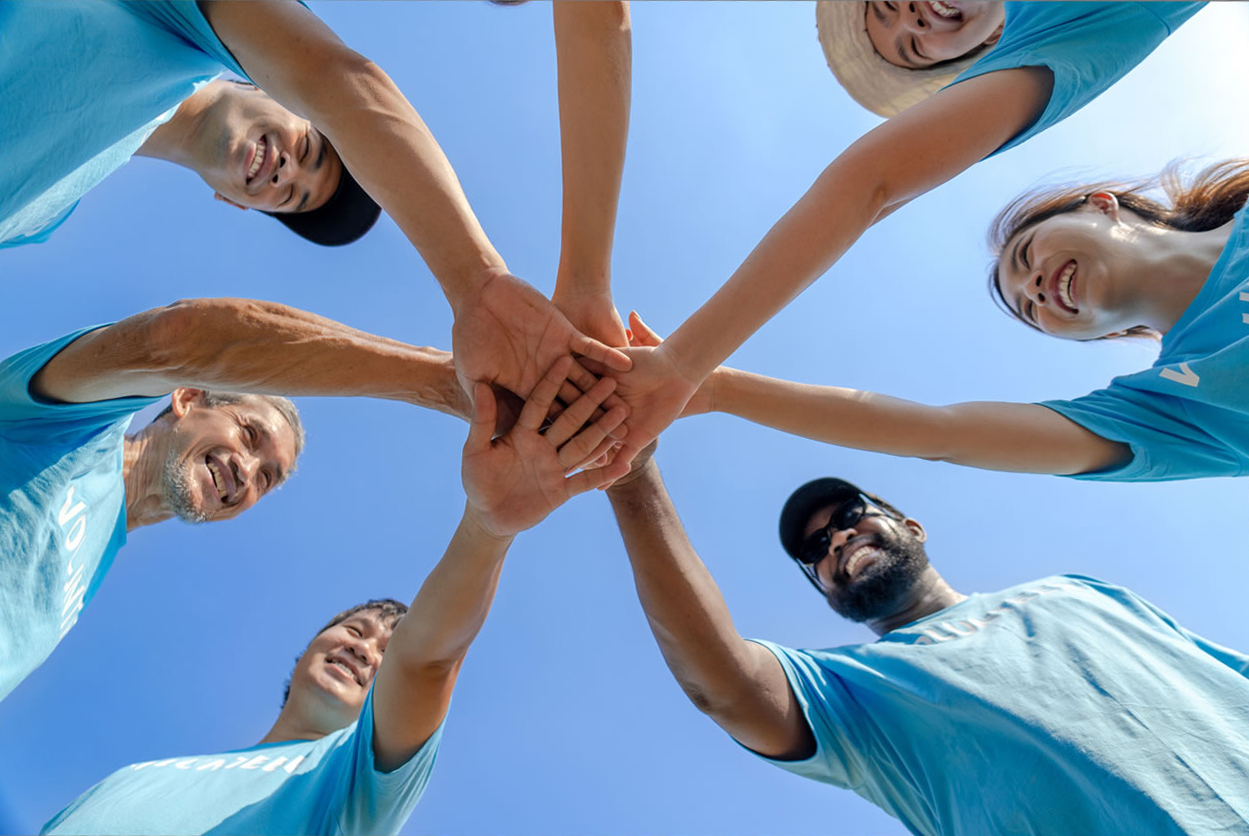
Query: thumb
465 382 497 452
628 311 663 347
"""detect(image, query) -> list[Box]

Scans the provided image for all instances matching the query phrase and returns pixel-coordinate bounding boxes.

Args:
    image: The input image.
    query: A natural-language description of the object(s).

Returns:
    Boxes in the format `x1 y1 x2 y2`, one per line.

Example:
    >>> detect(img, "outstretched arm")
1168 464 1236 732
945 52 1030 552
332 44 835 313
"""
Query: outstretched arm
371 358 629 771
30 297 466 414
612 67 1053 463
197 1 630 400
550 0 632 347
607 458 814 759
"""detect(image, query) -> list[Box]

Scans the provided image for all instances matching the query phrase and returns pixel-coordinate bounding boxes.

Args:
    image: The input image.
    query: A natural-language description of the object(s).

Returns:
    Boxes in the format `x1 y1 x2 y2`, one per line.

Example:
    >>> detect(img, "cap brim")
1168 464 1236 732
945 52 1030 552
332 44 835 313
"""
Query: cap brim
778 477 867 559
263 164 382 247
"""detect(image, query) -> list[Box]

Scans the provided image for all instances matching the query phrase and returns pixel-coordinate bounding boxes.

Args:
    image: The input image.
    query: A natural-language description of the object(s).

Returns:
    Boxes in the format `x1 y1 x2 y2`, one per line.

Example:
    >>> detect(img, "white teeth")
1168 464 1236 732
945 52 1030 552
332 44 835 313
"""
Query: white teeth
206 460 225 499
1058 262 1076 310
928 1 959 19
845 547 882 579
247 140 265 180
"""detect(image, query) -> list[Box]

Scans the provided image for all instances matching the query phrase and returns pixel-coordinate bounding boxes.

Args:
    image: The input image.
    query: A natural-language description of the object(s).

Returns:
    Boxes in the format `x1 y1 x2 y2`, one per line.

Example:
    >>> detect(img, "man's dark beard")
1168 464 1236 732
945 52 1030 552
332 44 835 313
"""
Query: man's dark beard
826 530 929 622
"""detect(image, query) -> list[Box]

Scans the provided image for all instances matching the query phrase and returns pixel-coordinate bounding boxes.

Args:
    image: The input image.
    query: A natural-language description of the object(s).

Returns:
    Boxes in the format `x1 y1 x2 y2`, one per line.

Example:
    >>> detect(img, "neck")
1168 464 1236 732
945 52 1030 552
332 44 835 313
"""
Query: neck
122 428 174 531
134 83 218 168
1131 220 1233 334
259 699 341 746
866 567 965 636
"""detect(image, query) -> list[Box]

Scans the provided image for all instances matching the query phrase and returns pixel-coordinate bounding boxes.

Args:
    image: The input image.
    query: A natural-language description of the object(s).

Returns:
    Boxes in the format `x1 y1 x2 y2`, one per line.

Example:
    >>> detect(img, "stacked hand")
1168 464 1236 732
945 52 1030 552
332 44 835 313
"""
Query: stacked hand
462 357 630 540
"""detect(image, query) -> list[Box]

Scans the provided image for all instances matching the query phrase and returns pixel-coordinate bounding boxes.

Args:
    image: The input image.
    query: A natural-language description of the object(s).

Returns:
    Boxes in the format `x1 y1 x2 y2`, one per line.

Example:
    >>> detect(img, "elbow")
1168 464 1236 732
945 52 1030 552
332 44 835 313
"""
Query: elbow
142 298 252 376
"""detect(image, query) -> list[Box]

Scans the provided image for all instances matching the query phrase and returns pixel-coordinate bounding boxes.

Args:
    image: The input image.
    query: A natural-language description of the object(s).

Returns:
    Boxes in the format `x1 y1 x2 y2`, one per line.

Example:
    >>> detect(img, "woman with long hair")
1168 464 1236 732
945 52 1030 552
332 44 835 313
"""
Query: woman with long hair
632 158 1249 481
608 1 1208 463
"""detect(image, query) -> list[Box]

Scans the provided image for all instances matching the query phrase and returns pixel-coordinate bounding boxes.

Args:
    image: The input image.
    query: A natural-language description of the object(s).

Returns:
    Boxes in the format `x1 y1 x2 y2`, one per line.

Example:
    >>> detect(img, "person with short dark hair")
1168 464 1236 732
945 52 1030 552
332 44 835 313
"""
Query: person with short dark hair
0 296 486 703
606 457 1249 835
40 358 629 836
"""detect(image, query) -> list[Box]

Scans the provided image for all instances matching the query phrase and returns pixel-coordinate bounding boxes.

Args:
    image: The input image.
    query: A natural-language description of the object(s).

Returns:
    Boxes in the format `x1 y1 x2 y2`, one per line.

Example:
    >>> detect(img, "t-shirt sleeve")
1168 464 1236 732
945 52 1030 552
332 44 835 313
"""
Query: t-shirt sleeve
0 327 166 445
117 1 260 80
337 686 443 835
1040 383 1241 482
744 640 872 789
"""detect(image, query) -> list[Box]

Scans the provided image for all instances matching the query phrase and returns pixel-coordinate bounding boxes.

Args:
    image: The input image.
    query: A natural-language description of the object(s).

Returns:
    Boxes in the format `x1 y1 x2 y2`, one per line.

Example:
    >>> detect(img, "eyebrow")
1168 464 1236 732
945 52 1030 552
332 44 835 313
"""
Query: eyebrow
294 134 330 213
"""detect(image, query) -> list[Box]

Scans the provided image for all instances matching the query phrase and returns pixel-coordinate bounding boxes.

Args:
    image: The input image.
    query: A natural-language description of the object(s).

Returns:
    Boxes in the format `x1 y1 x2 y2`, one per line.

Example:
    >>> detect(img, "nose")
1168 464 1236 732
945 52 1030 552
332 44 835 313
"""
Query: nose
231 453 263 504
1022 271 1047 305
269 149 296 187
348 639 377 671
900 2 928 32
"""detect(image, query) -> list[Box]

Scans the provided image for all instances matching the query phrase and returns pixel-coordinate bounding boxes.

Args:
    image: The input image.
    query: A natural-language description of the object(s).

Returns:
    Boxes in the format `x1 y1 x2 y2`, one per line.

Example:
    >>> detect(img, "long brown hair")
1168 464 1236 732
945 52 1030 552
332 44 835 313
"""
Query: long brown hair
987 158 1249 340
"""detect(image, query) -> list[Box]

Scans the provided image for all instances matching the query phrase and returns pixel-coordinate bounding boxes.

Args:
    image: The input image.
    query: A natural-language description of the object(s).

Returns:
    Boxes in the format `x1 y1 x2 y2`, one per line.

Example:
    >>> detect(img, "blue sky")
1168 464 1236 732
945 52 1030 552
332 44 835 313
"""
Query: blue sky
3 3 1249 834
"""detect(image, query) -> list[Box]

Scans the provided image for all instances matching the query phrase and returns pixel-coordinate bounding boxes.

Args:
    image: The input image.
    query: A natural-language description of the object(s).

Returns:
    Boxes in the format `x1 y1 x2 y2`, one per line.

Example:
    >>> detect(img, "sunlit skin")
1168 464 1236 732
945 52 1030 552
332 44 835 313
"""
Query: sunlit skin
997 193 1233 340
864 1 1004 69
136 80 343 214
262 610 394 743
801 501 963 636
121 389 298 530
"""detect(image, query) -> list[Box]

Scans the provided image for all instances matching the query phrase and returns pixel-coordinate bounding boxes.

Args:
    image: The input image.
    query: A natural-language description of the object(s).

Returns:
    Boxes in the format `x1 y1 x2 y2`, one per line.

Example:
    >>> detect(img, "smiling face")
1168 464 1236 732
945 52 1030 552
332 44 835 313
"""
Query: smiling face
801 500 930 623
158 391 298 524
995 193 1146 341
193 82 344 214
288 609 396 728
864 1 1004 69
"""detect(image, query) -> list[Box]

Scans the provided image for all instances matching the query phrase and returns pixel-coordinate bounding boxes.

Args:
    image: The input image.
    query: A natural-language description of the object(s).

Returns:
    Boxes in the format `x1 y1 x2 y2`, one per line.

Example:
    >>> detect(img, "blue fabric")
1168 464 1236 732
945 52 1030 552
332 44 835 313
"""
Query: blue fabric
1042 206 1249 481
947 2 1204 158
0 1 251 248
0 327 163 702
751 575 1249 836
42 687 443 836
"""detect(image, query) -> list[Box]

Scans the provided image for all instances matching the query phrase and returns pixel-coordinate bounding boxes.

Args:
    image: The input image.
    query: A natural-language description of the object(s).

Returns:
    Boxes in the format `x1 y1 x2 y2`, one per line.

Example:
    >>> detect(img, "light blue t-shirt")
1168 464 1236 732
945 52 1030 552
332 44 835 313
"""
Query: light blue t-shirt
1041 207 1249 481
0 327 163 701
0 1 251 248
42 686 443 835
752 575 1249 836
947 3 1204 158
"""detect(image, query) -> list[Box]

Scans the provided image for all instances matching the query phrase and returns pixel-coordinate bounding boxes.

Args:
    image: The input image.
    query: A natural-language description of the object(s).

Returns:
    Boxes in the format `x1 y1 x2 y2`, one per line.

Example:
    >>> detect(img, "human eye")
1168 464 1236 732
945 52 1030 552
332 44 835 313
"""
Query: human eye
1024 299 1037 325
347 625 362 637
300 132 310 163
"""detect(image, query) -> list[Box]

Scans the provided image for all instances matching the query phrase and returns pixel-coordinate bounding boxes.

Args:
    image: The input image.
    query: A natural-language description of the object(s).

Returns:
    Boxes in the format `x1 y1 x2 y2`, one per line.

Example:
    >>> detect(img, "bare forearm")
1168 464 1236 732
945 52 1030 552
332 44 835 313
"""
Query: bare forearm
608 463 759 713
713 367 1127 475
37 298 466 415
553 0 631 295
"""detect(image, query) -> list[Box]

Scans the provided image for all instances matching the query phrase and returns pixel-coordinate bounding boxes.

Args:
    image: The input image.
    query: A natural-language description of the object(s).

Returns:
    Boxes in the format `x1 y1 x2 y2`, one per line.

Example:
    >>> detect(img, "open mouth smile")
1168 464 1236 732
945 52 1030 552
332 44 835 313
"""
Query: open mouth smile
925 1 963 21
326 654 365 686
204 453 237 506
244 135 277 190
1050 260 1079 314
838 541 883 582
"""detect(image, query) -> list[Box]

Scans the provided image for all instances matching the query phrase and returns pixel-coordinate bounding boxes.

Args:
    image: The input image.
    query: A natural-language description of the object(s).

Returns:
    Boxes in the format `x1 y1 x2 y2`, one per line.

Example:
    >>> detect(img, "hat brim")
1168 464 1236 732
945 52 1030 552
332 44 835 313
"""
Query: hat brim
779 477 868 559
815 1 973 118
263 164 382 248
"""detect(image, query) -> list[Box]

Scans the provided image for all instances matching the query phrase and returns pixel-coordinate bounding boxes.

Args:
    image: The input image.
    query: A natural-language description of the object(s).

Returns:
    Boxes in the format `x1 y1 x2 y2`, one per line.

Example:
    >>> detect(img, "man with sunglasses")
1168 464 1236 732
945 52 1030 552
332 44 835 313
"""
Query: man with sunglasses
607 463 1249 835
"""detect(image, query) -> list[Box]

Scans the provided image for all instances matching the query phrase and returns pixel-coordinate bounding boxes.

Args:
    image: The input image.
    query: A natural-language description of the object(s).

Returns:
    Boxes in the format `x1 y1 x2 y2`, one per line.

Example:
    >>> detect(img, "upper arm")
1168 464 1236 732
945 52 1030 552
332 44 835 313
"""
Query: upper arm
697 638 816 761
937 400 1129 475
840 67 1053 218
370 654 457 774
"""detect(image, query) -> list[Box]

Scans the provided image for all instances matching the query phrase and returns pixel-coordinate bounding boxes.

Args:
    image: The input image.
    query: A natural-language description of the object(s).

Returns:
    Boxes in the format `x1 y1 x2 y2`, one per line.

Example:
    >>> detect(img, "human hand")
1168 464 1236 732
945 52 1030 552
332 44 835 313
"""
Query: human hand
624 312 717 417
551 287 629 349
451 272 631 411
601 333 700 468
462 356 630 539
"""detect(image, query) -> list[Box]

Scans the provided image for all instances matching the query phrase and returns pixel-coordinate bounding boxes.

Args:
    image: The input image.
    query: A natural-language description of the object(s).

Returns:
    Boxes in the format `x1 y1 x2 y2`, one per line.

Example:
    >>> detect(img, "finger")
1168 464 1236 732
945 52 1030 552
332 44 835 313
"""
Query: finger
546 377 618 448
566 436 618 475
557 404 627 470
612 439 642 470
571 331 632 373
628 311 664 347
565 459 632 497
465 383 497 452
518 356 574 431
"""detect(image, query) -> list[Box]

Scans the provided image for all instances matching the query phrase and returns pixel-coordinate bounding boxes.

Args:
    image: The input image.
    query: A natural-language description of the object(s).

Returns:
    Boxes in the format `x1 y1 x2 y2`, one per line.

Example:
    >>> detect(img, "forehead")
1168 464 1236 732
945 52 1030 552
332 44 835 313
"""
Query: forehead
321 610 397 641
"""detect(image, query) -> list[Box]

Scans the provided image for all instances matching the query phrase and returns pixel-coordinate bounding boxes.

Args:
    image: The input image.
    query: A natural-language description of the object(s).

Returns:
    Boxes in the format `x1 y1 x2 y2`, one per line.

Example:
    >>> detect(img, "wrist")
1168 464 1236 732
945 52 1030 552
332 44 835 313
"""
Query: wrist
445 262 512 318
606 456 659 492
459 502 517 550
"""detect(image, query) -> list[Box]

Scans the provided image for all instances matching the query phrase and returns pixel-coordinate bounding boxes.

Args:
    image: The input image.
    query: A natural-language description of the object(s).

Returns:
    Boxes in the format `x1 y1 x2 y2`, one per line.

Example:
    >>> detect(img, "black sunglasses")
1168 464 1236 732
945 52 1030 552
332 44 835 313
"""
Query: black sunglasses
792 494 891 592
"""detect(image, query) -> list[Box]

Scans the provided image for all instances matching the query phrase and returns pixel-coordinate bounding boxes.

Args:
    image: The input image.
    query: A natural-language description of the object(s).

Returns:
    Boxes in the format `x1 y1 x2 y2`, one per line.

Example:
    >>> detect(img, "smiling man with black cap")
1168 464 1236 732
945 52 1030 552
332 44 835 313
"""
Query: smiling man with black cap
607 459 1249 835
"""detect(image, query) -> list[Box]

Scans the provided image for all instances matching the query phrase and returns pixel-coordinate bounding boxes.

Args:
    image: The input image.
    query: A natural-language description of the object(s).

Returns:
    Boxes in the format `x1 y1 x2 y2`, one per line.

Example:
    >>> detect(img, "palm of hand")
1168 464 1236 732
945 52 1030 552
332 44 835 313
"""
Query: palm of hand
552 289 628 349
610 345 699 464
452 274 585 399
462 430 572 539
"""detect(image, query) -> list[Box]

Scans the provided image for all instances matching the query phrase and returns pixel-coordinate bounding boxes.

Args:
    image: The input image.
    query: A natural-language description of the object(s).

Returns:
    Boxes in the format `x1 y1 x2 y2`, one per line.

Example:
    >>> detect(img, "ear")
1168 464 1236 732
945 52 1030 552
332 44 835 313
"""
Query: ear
904 518 927 543
1086 191 1120 221
169 387 206 418
213 192 248 211
983 22 1004 48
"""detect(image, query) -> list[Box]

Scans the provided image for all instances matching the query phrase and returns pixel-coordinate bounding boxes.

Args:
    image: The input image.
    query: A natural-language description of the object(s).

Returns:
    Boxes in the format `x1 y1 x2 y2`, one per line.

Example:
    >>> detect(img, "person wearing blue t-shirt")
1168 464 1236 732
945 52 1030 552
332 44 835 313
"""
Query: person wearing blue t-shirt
606 464 1249 835
624 157 1249 482
0 296 515 704
604 2 1207 467
41 358 630 836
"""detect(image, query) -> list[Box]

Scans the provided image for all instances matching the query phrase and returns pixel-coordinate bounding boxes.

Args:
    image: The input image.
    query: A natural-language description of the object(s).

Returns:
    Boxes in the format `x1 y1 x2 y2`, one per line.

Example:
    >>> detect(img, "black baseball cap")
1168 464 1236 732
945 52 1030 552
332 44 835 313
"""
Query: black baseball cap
263 163 381 247
778 477 869 559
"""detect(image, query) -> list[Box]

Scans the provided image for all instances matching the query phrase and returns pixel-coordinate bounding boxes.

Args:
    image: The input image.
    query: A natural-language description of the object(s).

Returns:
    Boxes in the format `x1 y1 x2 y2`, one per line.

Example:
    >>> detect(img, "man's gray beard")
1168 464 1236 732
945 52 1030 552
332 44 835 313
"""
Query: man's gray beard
827 530 929 623
162 450 208 525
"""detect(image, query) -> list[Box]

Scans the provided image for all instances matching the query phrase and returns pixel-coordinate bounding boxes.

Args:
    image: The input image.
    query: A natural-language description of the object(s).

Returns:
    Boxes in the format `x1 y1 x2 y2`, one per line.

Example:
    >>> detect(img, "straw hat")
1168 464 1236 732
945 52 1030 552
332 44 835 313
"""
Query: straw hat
815 1 979 118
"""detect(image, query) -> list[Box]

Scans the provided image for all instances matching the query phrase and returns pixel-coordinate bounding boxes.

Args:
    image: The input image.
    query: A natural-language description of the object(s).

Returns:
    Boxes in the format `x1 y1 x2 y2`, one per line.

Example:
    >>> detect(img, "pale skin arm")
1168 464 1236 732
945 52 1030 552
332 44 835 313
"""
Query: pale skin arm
550 1 632 347
197 2 630 400
613 67 1054 463
29 298 467 415
608 459 814 759
371 359 629 771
